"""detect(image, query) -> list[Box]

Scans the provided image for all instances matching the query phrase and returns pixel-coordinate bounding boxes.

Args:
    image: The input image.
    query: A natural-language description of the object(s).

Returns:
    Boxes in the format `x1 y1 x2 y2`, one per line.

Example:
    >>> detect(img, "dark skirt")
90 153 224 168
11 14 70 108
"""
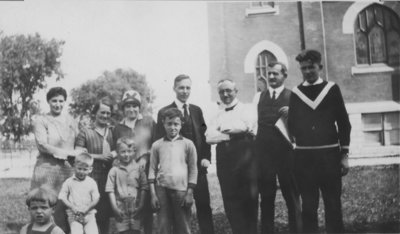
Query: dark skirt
30 153 74 233
91 159 112 224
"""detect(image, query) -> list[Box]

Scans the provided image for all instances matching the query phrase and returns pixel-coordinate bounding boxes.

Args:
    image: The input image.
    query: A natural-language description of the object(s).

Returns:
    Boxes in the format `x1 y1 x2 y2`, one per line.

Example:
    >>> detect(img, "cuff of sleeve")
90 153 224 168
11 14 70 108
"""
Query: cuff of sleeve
340 146 349 154
188 183 196 189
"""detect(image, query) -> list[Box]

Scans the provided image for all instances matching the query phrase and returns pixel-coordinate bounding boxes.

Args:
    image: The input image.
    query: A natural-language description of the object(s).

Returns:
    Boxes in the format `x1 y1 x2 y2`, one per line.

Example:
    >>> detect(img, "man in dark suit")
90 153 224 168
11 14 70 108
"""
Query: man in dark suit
288 49 351 233
255 61 302 233
156 74 215 234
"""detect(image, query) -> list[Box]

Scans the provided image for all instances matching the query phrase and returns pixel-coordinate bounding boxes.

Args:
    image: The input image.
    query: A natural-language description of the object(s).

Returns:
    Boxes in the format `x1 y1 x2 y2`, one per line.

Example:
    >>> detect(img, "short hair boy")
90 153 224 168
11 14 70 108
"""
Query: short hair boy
106 136 149 234
289 49 351 232
20 186 65 234
149 108 198 234
58 152 100 234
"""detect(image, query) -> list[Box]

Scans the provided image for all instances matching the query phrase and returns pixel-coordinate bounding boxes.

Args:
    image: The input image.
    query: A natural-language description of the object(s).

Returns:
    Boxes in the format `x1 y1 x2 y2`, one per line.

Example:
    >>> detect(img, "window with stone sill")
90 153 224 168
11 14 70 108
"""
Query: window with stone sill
362 111 400 146
246 2 278 16
354 4 400 67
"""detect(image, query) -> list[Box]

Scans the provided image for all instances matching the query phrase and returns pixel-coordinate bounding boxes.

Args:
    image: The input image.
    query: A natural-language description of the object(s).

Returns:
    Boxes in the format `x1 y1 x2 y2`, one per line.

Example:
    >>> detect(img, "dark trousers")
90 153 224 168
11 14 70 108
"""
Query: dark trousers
194 172 215 234
140 191 153 234
295 148 344 233
256 130 302 234
156 186 192 234
216 138 258 234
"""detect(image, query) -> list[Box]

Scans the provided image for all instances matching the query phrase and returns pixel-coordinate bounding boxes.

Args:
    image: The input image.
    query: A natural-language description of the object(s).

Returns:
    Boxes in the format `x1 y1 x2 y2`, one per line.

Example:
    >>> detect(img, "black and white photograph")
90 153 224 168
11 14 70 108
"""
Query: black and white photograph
0 1 399 234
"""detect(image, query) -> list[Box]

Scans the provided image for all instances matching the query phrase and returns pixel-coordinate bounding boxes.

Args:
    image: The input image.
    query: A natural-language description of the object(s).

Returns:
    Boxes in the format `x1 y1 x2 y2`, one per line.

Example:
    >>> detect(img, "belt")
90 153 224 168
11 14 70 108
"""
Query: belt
295 143 339 150
229 132 254 141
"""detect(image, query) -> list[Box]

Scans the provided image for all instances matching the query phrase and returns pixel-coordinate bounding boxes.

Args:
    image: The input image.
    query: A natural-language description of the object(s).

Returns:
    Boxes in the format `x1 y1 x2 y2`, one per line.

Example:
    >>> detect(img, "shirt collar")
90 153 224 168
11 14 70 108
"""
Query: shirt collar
221 98 239 110
174 98 190 109
268 85 285 97
72 175 86 181
303 77 323 86
163 135 184 141
120 114 143 127
113 159 131 170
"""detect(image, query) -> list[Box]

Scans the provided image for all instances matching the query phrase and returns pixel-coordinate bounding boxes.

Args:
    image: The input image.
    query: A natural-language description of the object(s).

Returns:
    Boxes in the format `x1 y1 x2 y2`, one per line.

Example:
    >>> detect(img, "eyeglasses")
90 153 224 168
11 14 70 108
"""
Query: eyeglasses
218 89 234 95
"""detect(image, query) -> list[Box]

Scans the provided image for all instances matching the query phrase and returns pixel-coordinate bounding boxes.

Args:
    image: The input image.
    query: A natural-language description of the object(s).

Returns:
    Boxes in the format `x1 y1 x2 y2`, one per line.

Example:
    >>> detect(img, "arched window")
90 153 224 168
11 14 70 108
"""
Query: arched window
255 50 277 79
355 4 400 66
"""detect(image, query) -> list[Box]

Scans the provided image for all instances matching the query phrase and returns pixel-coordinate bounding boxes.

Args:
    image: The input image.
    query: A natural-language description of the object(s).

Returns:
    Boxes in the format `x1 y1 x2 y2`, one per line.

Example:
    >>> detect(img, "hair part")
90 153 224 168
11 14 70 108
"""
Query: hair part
268 61 288 78
162 107 183 122
46 87 67 101
75 152 94 167
173 74 191 87
26 185 58 208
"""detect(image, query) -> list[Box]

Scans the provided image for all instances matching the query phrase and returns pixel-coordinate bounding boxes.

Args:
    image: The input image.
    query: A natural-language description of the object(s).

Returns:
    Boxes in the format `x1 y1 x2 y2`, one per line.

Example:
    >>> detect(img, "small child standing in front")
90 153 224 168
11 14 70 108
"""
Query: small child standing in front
20 186 65 234
58 152 100 234
148 108 198 234
106 136 149 234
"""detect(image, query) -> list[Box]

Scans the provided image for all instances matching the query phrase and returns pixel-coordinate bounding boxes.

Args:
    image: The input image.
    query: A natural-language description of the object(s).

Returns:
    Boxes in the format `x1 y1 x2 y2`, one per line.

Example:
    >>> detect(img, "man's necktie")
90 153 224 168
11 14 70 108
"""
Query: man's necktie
183 104 189 121
272 91 276 100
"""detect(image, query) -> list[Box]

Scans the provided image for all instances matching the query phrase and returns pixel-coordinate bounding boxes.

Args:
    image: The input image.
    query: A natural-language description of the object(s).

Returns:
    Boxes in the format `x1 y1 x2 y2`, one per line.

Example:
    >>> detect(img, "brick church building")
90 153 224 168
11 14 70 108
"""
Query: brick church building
207 1 400 156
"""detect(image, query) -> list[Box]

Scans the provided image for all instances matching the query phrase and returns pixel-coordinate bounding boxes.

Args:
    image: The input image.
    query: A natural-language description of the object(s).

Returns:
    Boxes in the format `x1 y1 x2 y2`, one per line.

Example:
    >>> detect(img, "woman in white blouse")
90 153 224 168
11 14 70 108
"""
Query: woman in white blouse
31 87 85 233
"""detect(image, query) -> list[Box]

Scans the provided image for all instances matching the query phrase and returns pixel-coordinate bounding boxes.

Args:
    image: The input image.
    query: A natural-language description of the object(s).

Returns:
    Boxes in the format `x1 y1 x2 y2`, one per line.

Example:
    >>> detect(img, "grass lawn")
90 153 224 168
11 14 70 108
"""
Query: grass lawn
1 164 399 234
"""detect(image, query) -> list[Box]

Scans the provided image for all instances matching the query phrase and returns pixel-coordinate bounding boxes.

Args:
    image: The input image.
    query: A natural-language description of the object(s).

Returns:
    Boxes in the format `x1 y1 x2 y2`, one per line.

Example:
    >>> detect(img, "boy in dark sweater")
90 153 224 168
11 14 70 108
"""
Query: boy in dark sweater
288 49 351 233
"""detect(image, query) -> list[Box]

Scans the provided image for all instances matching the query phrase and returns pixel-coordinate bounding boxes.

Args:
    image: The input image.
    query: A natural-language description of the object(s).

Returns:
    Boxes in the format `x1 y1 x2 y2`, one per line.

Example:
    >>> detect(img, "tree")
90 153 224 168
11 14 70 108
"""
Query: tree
0 33 64 141
69 68 155 124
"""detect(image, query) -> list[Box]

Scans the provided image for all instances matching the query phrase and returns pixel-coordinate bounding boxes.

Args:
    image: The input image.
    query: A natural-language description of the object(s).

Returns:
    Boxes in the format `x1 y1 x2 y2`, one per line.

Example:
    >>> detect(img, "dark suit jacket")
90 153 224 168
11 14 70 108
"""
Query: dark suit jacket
156 102 211 174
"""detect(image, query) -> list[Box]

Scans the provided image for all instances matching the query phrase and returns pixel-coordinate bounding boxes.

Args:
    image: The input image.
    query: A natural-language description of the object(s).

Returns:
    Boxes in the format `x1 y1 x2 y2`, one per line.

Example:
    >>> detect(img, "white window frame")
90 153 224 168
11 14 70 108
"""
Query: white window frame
245 2 279 17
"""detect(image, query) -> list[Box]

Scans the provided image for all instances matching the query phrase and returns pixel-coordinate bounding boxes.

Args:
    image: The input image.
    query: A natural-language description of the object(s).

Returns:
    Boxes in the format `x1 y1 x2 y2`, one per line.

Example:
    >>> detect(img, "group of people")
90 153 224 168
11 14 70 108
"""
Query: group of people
21 49 351 234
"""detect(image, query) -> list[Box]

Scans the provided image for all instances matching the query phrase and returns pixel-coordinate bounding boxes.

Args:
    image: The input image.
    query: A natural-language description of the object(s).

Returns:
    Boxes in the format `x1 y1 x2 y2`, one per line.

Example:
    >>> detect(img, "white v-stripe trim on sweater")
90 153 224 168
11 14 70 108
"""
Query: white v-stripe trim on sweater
292 81 335 110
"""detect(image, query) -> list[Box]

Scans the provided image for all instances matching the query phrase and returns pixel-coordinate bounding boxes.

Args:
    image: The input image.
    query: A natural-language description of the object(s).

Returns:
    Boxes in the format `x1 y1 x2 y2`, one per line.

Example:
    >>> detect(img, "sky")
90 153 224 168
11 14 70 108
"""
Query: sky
0 0 212 116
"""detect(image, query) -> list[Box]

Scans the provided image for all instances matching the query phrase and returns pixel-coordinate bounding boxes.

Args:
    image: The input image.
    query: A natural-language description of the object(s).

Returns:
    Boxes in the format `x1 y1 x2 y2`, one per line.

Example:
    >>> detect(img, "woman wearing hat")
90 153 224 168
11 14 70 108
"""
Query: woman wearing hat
112 90 157 234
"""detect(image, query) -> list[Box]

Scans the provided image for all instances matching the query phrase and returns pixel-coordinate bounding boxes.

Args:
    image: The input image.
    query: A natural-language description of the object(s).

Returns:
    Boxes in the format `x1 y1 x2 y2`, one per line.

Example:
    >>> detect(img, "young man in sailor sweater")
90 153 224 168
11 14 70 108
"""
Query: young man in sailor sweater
288 49 351 233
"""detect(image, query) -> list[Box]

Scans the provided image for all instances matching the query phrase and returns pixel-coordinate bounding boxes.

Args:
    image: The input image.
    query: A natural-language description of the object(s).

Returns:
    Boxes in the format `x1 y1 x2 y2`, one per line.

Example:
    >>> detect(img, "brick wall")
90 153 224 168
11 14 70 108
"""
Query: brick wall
207 1 399 103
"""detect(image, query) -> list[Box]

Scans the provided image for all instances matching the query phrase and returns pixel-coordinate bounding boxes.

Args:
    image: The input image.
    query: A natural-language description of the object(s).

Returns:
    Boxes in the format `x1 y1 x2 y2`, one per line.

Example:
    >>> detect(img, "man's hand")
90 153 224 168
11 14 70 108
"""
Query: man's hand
341 153 349 176
181 189 194 208
201 159 211 168
278 106 289 119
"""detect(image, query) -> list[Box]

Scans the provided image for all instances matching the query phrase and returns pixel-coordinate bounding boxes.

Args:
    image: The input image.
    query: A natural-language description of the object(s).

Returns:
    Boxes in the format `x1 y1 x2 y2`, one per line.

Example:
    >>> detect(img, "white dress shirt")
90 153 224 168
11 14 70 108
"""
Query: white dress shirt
206 99 255 144
174 98 190 116
268 85 285 99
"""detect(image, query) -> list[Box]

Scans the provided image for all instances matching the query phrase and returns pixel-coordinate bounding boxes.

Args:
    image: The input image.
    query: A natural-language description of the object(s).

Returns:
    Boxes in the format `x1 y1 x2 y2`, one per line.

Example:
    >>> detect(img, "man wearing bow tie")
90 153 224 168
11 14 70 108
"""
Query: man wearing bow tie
156 74 215 234
206 79 258 234
255 62 302 233
288 49 351 233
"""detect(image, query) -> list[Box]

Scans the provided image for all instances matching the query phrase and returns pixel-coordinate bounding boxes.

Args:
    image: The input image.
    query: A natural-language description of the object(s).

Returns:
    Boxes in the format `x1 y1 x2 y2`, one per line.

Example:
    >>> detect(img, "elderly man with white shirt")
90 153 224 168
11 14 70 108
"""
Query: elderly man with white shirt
206 79 258 234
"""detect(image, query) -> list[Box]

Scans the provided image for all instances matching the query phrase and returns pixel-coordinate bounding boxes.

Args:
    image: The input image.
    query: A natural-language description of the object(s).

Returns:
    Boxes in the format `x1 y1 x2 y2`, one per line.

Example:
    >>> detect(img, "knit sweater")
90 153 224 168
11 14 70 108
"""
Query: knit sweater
288 81 351 153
